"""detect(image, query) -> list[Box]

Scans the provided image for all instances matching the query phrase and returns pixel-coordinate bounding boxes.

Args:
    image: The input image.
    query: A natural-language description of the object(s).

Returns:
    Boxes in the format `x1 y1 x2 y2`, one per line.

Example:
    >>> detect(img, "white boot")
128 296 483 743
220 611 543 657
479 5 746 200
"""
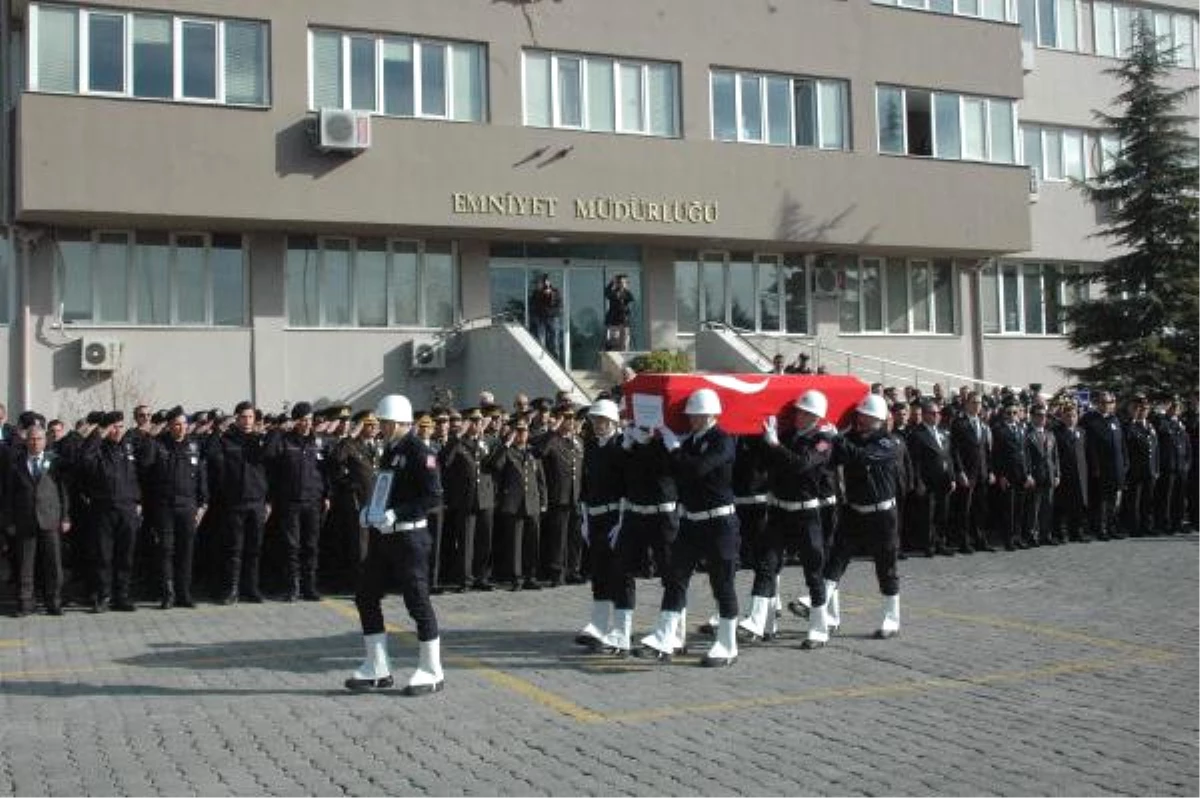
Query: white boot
875 594 900 639
772 575 783 619
765 595 780 639
637 610 681 660
702 617 739 667
737 595 772 640
402 638 445 696
699 612 719 636
674 608 689 654
345 632 393 691
824 580 841 632
576 600 613 646
801 603 830 650
597 609 634 656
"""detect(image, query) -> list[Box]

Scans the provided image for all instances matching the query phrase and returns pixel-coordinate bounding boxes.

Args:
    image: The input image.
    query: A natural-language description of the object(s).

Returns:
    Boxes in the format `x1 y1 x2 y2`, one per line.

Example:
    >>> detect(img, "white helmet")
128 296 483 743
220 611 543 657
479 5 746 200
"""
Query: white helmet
374 394 413 423
856 393 889 422
794 389 828 418
588 399 620 423
684 388 722 416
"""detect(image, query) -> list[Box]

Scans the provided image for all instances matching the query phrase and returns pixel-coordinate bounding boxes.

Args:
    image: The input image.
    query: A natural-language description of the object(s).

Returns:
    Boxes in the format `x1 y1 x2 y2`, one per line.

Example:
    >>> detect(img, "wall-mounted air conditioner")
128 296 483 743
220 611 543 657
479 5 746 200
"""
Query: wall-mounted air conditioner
410 336 446 371
317 108 372 153
81 336 122 371
812 262 844 298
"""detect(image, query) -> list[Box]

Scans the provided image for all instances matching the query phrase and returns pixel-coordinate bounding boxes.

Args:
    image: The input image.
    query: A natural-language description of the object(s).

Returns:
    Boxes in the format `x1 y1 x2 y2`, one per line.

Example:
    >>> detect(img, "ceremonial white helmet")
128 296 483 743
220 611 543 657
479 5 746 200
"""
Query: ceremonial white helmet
794 389 828 418
855 393 889 421
374 394 413 424
684 388 722 416
588 399 621 423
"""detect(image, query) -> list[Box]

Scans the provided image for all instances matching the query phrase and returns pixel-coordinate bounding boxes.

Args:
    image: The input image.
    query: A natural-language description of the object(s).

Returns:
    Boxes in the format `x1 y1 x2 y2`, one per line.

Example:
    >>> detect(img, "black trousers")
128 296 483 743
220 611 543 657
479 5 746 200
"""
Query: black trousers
1122 478 1156 536
586 511 619 601
661 516 740 618
322 494 362 591
157 505 197 600
540 505 573 584
1000 485 1027 546
1088 484 1121 539
225 505 266 595
427 506 445 588
612 510 676 610
1024 485 1055 542
1054 486 1088 540
735 503 768 570
755 508 825 606
1154 473 1178 532
92 505 139 602
280 502 322 587
914 487 953 552
824 506 899 596
355 527 438 641
15 528 62 610
952 482 989 549
498 512 540 583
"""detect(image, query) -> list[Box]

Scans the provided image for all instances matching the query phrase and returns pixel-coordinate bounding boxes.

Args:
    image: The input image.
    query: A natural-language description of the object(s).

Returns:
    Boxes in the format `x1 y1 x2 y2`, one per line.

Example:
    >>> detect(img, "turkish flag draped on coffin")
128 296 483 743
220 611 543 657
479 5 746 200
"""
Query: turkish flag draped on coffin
621 373 871 435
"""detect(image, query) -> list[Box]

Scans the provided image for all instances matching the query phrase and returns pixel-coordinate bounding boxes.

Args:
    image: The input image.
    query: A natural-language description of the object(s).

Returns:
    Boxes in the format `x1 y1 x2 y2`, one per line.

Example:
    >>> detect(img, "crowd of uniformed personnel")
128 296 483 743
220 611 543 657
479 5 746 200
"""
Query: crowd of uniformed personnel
0 379 1195 642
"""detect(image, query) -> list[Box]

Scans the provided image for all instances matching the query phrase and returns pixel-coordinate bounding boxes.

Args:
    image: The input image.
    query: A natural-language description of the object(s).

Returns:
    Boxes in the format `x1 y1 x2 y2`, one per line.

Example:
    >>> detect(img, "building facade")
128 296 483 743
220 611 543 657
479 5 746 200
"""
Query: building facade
0 0 1195 417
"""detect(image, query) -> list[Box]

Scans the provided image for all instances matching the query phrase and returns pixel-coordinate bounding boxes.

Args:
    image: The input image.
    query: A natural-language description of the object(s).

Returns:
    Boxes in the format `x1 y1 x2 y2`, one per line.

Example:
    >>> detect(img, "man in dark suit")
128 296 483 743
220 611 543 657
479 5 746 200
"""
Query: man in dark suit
1023 404 1060 546
950 391 994 553
6 425 70 615
992 398 1032 550
1083 391 1128 540
1122 394 1159 537
908 400 957 557
1052 401 1090 542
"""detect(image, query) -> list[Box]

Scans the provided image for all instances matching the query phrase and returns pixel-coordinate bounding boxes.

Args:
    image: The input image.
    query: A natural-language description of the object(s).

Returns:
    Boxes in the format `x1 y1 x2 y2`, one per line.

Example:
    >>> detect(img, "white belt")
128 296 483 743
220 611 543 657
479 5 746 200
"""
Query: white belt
586 503 621 516
623 500 677 515
683 504 736 522
821 496 839 507
734 494 769 505
848 498 896 514
380 518 429 534
769 495 822 512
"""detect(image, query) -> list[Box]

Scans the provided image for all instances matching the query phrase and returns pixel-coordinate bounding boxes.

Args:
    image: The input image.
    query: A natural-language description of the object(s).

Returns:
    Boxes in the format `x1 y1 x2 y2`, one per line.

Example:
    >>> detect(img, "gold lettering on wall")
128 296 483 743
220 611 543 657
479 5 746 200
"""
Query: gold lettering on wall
451 193 718 225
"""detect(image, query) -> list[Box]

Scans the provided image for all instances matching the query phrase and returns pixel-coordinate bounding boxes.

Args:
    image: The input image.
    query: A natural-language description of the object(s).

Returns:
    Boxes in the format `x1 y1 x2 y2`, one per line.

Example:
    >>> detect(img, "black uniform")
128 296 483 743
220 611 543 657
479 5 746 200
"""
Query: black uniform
439 433 495 590
613 432 677 612
80 435 151 610
1123 420 1158 537
265 429 329 599
326 434 380 590
1083 410 1127 540
992 417 1030 549
147 433 208 606
950 413 992 552
1155 413 1191 533
536 431 583 585
663 424 740 619
1052 421 1090 541
824 428 901 596
206 426 270 601
762 424 836 607
732 436 770 570
356 433 442 641
580 433 626 604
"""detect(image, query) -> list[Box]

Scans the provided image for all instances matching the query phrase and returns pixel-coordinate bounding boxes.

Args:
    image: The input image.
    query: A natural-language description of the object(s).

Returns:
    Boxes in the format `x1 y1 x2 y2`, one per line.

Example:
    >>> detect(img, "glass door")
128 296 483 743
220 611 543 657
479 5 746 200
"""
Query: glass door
566 266 605 371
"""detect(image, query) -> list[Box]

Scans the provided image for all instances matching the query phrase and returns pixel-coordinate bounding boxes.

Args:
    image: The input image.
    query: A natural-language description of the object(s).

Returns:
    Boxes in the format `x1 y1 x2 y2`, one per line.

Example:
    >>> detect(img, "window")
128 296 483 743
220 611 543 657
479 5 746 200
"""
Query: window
55 230 246 326
840 256 957 334
1093 2 1198 68
524 50 678 136
980 260 1088 334
1021 123 1108 181
712 68 850 150
872 0 1016 22
29 4 269 105
311 29 485 122
674 252 809 334
877 85 1016 164
1026 0 1080 50
286 237 457 328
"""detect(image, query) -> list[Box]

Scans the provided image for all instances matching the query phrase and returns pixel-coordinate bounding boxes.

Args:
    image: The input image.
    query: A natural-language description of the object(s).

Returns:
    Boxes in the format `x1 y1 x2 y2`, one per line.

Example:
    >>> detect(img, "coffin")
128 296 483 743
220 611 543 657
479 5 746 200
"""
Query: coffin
621 373 870 435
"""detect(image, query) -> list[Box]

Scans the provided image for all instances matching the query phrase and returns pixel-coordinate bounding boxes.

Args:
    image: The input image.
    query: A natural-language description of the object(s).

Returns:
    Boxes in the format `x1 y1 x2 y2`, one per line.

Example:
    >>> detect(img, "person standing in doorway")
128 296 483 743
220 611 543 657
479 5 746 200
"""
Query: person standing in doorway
604 273 635 352
529 274 563 362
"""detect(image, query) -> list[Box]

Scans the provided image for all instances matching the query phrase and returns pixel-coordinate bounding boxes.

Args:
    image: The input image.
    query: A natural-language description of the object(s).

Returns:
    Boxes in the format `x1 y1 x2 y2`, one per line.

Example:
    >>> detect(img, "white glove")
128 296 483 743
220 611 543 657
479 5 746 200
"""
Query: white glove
621 426 636 451
658 425 681 452
763 416 780 447
579 507 590 543
382 509 396 529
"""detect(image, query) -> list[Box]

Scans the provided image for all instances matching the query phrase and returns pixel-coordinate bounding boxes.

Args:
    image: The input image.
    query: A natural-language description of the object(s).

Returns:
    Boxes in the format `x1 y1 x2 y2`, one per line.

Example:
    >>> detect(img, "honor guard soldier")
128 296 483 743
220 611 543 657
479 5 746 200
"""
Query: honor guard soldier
439 407 496 592
535 406 584 587
80 411 153 612
822 393 904 640
147 407 208 609
639 388 741 667
346 394 444 696
754 390 836 648
574 400 626 649
264 402 330 601
206 401 270 604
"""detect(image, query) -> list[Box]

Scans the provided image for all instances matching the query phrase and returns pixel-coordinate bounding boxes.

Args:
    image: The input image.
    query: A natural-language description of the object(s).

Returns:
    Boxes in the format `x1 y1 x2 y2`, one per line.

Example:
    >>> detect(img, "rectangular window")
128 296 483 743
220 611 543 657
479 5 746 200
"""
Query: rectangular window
962 97 988 160
314 29 484 122
1022 124 1043 177
839 257 862 333
526 50 677 136
757 255 782 332
837 256 957 335
674 256 699 333
728 255 755 329
713 69 848 150
911 260 931 332
1023 262 1045 334
57 230 246 326
1063 129 1084 179
905 89 933 156
861 258 884 332
984 261 1083 335
877 86 905 154
783 255 809 334
31 5 268 106
1174 15 1196 68
886 258 909 333
932 259 955 333
1037 0 1057 46
980 263 1001 334
285 237 457 328
1094 1 1116 56
989 99 1015 164
934 93 961 159
880 86 1013 165
701 253 726 325
1043 128 1065 179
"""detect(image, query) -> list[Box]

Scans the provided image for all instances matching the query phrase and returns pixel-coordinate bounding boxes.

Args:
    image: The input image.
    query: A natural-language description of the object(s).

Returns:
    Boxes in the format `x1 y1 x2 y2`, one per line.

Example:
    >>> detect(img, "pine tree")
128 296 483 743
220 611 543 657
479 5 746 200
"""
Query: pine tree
1064 16 1199 397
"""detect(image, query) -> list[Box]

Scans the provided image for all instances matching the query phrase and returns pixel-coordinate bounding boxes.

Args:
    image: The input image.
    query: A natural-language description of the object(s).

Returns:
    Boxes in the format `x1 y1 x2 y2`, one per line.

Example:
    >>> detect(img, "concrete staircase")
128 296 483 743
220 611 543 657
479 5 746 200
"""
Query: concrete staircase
569 370 612 402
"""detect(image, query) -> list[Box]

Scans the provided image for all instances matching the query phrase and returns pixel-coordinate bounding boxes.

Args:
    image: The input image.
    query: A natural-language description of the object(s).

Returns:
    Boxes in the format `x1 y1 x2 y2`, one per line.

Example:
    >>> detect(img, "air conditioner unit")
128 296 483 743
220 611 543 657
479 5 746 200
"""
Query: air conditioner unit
1020 40 1036 73
410 337 446 371
812 263 844 298
1028 167 1040 203
317 108 371 153
81 336 122 371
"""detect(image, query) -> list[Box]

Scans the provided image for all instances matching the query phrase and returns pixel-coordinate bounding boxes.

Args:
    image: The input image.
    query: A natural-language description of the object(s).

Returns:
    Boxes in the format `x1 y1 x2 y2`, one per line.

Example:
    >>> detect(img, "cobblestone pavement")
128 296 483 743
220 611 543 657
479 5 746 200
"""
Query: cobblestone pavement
0 533 1196 796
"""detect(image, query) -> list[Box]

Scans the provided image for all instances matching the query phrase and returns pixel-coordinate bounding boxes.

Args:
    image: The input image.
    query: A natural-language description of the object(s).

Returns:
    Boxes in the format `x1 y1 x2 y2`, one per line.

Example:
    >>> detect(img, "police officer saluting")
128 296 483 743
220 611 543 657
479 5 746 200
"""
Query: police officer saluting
346 394 444 696
147 406 207 609
823 393 904 640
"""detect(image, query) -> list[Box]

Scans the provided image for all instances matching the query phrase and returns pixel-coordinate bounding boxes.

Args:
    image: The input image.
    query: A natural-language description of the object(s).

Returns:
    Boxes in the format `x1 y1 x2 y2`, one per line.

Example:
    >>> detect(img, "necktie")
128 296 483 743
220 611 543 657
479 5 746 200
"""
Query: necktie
31 457 41 478
972 417 981 439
